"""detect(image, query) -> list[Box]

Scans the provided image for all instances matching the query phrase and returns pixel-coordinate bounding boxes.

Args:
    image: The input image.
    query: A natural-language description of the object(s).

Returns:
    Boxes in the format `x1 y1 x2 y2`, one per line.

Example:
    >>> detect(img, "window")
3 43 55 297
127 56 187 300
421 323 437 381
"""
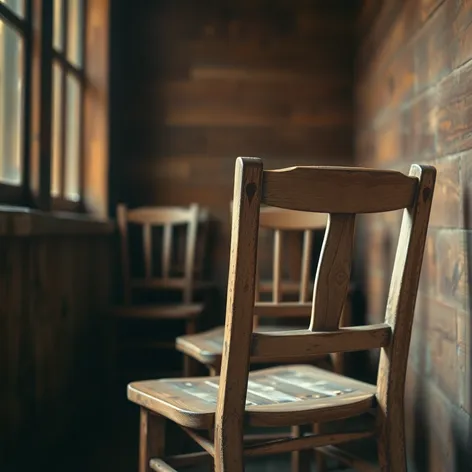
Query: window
51 0 84 203
0 0 25 190
0 0 109 215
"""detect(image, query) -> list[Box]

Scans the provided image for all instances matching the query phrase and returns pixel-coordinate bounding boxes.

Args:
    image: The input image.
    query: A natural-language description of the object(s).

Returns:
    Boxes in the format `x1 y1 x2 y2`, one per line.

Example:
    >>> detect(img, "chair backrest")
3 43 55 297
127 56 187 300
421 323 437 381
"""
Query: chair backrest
255 207 326 329
214 157 436 469
116 204 205 304
257 207 326 302
229 202 327 326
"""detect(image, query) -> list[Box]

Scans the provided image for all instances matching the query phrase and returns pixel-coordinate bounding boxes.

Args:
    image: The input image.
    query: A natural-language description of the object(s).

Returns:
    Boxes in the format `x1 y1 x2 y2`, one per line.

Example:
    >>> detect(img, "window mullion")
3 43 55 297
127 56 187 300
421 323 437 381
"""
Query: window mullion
78 0 86 203
21 0 33 204
37 0 53 210
59 0 67 198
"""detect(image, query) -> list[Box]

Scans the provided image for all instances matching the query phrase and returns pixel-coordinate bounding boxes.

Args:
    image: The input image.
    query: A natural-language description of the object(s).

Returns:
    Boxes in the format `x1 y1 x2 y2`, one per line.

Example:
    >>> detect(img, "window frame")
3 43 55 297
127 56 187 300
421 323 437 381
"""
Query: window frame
0 0 33 206
50 0 86 211
0 0 104 214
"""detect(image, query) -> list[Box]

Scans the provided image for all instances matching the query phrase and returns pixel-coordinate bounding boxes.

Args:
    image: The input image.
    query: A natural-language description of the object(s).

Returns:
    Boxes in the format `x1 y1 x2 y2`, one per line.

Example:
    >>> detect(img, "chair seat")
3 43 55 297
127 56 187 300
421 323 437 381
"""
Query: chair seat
112 303 204 320
128 365 376 430
176 325 329 366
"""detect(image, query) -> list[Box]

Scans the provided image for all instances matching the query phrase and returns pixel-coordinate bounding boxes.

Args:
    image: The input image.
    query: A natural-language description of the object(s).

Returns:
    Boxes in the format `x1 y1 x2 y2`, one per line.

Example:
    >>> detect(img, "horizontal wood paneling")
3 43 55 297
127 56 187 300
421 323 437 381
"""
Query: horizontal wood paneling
356 0 471 469
111 0 357 285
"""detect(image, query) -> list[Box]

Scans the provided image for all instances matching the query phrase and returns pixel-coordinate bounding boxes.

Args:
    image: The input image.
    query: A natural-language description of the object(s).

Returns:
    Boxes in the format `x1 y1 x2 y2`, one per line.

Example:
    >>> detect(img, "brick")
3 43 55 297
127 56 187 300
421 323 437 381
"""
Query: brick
404 365 426 459
459 151 472 229
374 7 408 70
374 115 401 163
368 44 415 116
410 296 428 369
429 156 462 228
437 61 472 155
355 128 375 165
419 0 446 23
414 0 452 93
406 370 459 470
436 230 469 310
457 310 471 413
451 0 472 68
413 297 458 401
366 227 388 278
366 274 388 323
385 44 415 109
409 90 438 161
419 231 439 295
427 384 461 468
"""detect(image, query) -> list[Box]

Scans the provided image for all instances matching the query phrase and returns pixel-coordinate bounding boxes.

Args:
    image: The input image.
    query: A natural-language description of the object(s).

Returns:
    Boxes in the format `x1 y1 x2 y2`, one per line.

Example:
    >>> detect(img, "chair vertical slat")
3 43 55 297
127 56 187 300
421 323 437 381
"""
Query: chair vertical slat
273 229 282 303
162 224 172 280
117 204 132 305
299 230 313 303
254 260 261 330
196 208 210 278
143 224 152 280
215 157 262 472
183 204 199 303
310 214 355 331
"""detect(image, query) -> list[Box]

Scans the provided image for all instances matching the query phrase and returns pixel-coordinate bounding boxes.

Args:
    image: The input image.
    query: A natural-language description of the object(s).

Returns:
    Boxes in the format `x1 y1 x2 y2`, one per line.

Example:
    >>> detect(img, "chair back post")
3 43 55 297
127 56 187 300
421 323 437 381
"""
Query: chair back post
376 164 436 468
117 203 132 305
215 157 262 471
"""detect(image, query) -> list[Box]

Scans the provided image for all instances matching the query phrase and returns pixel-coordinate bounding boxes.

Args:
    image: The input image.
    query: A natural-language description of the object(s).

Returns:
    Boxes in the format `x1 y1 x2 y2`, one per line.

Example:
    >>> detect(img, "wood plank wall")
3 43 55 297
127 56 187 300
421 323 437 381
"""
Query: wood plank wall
0 227 114 470
110 0 358 286
356 0 471 470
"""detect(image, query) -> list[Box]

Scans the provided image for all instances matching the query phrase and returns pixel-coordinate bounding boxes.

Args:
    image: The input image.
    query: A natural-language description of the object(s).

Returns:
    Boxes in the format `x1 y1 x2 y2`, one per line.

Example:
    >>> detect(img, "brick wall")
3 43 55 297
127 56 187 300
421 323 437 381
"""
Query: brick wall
356 0 471 470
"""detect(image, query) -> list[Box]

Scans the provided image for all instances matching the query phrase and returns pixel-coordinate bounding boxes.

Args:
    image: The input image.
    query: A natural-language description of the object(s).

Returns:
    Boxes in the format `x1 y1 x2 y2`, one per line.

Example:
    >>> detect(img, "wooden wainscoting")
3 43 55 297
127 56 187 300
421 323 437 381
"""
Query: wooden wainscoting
0 209 115 470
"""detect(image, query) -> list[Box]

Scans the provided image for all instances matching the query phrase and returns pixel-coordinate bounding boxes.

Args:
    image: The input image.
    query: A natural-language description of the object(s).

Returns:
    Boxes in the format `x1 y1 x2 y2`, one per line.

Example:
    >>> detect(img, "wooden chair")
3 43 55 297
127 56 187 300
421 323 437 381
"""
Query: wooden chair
113 204 209 377
128 158 436 472
177 205 342 472
176 205 330 377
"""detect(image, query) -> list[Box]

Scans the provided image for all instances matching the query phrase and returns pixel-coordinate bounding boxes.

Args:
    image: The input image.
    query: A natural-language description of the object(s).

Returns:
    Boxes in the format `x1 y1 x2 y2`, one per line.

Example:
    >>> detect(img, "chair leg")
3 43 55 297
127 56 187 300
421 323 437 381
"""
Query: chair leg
313 423 326 472
139 408 165 472
377 410 407 472
208 426 215 472
291 425 311 472
183 355 193 377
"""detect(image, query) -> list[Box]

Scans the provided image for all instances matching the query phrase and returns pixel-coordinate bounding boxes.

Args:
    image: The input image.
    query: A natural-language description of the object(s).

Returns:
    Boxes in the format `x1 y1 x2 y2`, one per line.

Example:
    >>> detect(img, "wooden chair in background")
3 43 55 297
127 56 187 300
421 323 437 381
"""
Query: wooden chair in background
127 158 436 472
112 204 210 377
177 205 344 471
176 205 331 377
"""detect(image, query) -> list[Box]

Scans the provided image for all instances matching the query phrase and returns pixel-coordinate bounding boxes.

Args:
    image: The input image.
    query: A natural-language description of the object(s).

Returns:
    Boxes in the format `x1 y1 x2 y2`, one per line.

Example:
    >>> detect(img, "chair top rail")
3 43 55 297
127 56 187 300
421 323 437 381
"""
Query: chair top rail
262 166 418 213
259 207 327 230
125 205 206 225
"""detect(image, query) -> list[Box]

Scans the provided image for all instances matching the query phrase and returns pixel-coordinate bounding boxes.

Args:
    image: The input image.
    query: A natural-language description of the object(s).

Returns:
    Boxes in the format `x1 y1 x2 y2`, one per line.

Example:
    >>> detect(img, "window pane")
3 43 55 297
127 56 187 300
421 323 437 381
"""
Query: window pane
0 20 23 185
0 0 24 18
53 0 63 51
65 74 80 201
67 0 83 67
51 62 62 196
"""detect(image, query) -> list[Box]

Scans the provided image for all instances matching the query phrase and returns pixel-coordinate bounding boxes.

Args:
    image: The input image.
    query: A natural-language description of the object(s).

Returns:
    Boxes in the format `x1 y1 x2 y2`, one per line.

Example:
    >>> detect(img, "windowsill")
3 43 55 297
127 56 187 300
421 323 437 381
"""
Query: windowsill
0 205 115 236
